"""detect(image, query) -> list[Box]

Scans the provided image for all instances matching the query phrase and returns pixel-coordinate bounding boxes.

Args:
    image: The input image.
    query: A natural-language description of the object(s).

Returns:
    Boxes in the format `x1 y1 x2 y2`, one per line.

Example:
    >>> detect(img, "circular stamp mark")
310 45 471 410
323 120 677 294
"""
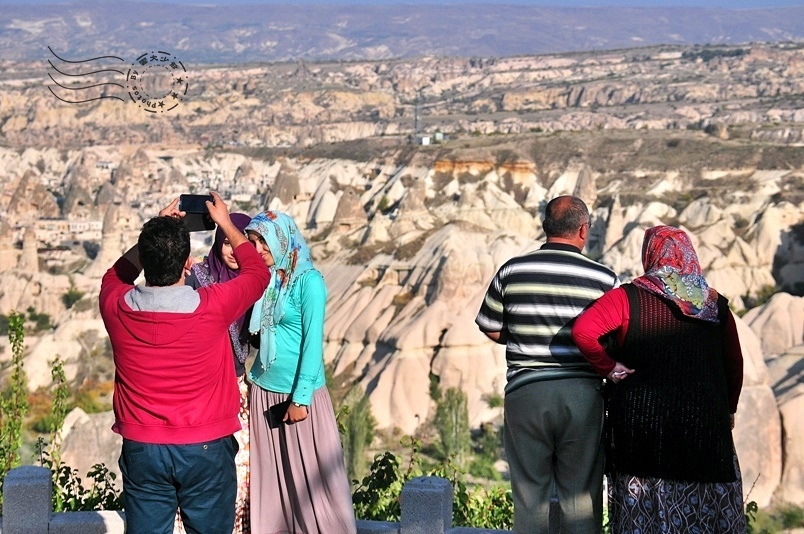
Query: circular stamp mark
126 51 188 113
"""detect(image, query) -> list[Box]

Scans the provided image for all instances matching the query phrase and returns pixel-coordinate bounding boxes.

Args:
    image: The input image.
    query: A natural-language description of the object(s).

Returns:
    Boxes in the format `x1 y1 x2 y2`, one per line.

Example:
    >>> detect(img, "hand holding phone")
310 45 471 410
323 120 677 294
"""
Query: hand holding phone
205 192 233 228
179 194 216 232
158 197 182 218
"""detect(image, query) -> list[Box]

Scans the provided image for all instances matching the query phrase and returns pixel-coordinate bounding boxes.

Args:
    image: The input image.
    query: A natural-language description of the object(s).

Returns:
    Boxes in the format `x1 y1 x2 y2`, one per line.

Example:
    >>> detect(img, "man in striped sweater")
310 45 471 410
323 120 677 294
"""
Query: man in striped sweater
475 195 619 534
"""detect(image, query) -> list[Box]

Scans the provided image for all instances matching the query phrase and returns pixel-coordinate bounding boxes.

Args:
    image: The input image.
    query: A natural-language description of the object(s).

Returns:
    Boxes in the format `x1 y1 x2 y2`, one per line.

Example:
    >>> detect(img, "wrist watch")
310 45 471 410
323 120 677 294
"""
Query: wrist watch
292 401 306 408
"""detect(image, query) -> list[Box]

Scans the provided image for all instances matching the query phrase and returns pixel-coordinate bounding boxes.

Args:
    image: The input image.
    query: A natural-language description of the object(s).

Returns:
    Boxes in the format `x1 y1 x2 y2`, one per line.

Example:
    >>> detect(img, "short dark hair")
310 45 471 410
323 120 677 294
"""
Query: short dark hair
138 216 190 286
542 196 589 238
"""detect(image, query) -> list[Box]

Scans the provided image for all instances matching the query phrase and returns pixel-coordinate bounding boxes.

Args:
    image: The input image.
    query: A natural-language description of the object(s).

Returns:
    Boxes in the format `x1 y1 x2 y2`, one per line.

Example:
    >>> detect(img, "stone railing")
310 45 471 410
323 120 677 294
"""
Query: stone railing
0 466 509 534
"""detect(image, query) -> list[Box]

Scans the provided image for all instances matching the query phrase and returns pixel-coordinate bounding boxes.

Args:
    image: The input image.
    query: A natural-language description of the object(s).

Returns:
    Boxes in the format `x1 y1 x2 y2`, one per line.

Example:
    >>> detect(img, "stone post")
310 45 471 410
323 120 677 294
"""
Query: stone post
2 466 52 533
400 476 453 534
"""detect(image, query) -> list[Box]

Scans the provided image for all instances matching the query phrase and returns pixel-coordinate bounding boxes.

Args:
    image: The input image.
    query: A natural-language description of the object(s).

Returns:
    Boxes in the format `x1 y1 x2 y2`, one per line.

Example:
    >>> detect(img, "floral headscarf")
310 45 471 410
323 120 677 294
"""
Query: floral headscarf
246 211 317 371
632 225 720 323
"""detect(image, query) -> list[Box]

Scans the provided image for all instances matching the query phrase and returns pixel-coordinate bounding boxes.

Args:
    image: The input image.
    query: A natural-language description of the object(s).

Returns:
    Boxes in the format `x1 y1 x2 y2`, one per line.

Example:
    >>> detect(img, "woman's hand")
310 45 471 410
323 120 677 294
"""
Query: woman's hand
158 197 184 218
607 362 635 384
205 191 230 227
207 192 249 249
284 403 309 424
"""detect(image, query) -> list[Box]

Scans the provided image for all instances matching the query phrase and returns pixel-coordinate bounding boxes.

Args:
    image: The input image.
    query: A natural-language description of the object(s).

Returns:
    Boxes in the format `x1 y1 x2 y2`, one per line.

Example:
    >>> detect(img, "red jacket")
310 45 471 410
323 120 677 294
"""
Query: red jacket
99 242 269 444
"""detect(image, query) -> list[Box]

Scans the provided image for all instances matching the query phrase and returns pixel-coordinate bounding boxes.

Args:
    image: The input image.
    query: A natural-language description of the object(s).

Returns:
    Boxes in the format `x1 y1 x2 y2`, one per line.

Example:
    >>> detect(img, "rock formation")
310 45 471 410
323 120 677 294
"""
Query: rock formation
0 41 801 505
0 220 18 271
18 227 39 273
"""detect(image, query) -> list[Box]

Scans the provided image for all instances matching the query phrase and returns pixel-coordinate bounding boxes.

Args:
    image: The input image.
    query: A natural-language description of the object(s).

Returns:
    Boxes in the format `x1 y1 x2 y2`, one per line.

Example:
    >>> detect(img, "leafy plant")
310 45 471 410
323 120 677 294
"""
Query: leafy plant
377 195 391 213
42 452 123 513
0 312 28 485
352 450 405 521
351 436 513 529
742 284 778 312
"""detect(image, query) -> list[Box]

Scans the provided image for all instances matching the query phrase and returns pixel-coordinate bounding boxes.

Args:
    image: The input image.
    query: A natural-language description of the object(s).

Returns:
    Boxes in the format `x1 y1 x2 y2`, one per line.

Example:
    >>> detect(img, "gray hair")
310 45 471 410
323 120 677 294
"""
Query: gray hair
542 196 589 238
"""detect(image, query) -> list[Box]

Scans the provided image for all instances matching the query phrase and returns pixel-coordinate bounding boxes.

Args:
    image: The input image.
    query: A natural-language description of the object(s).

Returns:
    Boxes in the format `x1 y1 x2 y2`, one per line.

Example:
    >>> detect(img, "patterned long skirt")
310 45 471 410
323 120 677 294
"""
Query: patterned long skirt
607 455 746 533
233 375 251 534
174 375 251 534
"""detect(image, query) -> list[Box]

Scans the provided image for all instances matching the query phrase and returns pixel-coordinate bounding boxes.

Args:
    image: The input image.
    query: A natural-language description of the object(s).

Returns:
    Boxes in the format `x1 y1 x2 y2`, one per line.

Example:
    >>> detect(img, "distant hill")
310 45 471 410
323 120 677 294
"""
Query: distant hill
1 2 803 63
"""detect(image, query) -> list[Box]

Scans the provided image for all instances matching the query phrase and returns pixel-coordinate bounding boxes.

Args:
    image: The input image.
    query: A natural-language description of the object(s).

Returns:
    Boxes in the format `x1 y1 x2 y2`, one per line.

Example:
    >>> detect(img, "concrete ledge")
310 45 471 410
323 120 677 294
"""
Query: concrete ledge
448 528 509 534
49 511 126 533
2 465 51 534
357 519 400 533
1 467 516 534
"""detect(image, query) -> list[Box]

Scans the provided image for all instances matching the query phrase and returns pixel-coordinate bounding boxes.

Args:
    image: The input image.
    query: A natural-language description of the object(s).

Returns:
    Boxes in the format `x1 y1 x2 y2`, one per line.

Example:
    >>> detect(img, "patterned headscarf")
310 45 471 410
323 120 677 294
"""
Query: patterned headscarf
246 211 317 371
632 225 720 323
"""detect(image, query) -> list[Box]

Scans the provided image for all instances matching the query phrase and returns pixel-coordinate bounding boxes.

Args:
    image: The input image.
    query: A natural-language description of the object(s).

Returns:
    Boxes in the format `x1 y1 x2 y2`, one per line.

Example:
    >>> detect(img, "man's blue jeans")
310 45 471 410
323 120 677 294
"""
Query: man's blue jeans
119 436 238 534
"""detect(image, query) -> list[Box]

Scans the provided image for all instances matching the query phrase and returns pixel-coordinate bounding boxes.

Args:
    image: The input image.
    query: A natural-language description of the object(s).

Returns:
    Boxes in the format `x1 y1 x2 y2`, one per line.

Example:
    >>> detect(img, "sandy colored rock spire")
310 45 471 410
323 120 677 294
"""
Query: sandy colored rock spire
0 220 18 271
18 226 38 272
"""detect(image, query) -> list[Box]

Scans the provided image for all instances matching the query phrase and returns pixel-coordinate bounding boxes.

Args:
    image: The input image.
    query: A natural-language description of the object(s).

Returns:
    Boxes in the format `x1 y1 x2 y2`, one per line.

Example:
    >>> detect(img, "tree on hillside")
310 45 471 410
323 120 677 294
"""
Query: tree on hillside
341 386 377 481
434 387 471 466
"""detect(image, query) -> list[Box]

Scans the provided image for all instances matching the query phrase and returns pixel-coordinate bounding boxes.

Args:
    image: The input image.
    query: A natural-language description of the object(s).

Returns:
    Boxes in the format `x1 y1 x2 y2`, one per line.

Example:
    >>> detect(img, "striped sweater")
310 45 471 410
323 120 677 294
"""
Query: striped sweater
476 242 619 394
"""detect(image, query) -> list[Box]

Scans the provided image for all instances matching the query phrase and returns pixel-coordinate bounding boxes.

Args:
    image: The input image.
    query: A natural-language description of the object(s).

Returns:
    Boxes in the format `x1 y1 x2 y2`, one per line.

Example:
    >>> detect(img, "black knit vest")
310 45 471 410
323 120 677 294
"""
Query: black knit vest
605 284 736 483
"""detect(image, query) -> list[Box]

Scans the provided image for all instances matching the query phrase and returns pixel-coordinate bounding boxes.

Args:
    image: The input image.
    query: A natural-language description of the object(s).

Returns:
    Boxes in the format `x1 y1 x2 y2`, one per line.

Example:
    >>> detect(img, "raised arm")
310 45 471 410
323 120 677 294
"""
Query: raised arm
205 192 249 250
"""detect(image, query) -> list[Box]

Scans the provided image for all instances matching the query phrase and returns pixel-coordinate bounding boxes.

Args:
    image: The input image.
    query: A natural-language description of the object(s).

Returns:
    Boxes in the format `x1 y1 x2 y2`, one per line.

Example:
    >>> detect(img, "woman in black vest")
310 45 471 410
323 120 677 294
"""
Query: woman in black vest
572 225 745 533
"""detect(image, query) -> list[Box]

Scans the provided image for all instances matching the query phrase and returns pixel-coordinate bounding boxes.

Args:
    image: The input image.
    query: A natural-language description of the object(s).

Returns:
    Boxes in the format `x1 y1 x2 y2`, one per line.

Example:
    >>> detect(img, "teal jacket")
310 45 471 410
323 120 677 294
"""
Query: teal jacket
249 270 327 405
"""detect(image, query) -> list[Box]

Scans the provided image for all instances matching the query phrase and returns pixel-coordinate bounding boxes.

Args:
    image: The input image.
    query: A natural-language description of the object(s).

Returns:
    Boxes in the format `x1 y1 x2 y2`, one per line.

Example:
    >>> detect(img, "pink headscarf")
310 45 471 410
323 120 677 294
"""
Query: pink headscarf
632 225 720 323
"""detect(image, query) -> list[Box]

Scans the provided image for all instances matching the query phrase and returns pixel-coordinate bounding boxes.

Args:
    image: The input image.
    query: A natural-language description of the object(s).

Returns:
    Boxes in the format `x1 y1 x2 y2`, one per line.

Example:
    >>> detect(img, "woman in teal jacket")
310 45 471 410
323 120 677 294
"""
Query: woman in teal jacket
245 210 356 534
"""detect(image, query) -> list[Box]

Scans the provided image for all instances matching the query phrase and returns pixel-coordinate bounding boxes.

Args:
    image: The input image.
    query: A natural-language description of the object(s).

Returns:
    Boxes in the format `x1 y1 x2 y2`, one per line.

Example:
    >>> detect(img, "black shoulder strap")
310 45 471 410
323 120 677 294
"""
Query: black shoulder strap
621 283 639 347
715 291 730 326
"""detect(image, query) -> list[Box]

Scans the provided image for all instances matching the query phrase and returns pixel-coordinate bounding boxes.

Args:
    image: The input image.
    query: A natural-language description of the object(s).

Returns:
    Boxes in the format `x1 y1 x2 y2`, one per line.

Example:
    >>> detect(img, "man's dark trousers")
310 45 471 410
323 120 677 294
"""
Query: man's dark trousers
119 435 238 534
505 377 604 534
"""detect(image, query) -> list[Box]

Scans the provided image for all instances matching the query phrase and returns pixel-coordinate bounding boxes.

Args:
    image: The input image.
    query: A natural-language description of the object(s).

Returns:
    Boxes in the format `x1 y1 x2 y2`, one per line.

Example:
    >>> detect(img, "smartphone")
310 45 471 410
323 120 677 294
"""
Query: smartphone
265 400 291 429
179 194 213 214
179 194 215 232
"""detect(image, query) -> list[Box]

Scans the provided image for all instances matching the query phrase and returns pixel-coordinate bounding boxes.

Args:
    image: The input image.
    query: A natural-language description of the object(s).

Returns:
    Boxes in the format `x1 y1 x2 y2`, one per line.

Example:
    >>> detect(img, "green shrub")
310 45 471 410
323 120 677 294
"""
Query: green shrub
341 388 377 481
61 287 84 309
26 307 52 332
482 392 504 408
0 312 28 512
742 284 778 312
468 455 501 481
351 436 513 529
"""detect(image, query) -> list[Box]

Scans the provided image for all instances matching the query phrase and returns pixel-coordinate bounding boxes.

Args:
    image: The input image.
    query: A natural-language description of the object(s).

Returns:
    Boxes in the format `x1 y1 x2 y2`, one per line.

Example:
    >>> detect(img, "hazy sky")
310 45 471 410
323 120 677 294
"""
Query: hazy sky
7 0 804 7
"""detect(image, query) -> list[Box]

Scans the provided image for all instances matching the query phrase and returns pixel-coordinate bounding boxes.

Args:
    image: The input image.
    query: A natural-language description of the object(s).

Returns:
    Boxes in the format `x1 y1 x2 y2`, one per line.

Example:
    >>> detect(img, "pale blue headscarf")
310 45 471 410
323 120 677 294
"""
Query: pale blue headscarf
246 211 316 372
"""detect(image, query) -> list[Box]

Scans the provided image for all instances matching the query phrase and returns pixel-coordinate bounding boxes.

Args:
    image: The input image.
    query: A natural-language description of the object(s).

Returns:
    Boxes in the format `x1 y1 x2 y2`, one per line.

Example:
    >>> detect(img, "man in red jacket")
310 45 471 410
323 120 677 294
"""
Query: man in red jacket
99 193 269 534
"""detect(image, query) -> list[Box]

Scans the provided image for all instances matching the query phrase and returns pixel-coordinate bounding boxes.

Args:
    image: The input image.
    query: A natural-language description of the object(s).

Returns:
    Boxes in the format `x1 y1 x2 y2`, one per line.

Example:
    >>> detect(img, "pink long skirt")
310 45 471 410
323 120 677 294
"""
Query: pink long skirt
249 386 357 534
